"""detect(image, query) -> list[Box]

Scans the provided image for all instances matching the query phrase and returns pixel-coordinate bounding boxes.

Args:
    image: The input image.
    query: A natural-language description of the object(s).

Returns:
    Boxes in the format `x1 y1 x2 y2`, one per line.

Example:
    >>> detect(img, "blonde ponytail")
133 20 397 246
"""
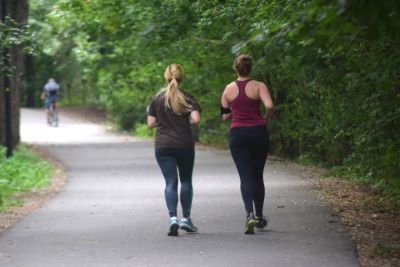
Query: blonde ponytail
163 64 192 114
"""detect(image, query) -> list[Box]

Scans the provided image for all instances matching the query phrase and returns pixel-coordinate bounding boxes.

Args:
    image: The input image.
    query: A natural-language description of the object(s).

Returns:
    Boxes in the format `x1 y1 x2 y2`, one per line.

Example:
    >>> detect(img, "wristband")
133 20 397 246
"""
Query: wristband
220 106 231 115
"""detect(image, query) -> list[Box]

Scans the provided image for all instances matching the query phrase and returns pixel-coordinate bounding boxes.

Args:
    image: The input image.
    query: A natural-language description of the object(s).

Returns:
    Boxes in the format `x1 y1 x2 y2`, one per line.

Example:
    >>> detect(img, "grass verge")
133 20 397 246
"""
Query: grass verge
0 145 54 212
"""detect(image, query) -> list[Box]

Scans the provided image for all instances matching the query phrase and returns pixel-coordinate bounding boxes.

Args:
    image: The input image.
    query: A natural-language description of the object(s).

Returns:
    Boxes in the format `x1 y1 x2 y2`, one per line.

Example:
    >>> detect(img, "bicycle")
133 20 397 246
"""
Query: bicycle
47 102 59 127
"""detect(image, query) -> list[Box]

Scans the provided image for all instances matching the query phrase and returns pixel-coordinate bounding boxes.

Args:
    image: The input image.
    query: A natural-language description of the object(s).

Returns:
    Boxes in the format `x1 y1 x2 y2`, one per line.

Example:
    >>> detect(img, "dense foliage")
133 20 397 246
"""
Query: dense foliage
0 17 28 68
0 145 53 211
29 0 399 203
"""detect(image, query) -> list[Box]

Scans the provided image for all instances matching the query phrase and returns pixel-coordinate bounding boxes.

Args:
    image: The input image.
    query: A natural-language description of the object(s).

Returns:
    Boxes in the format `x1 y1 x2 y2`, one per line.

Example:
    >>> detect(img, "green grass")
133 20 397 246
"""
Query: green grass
0 145 53 211
374 242 400 257
133 123 155 139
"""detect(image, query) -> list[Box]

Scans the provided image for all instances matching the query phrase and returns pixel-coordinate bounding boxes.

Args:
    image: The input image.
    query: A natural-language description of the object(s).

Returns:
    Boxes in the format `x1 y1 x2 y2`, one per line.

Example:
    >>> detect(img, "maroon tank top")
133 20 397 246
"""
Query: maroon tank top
230 80 266 128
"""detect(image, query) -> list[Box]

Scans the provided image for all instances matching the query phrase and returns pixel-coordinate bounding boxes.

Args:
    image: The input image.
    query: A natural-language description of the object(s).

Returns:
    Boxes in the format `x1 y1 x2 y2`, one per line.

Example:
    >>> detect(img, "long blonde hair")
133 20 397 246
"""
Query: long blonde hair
163 64 192 114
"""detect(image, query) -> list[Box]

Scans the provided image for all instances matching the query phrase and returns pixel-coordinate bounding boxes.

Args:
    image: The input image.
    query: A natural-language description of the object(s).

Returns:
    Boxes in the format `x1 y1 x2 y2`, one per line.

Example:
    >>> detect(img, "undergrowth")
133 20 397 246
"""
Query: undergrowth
0 145 53 211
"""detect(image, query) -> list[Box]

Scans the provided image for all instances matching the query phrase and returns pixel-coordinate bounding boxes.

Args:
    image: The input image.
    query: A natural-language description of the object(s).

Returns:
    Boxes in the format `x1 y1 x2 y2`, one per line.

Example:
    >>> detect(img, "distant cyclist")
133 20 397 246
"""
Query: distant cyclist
41 78 60 126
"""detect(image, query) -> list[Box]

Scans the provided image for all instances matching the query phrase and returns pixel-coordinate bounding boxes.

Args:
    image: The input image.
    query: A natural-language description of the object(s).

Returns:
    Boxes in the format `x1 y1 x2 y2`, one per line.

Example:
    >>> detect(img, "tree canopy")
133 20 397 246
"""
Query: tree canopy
28 0 400 203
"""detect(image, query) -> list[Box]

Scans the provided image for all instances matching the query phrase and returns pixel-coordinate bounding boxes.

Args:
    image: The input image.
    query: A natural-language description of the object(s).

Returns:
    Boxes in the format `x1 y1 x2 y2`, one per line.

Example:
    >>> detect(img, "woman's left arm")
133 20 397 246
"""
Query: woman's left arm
259 82 274 120
220 85 232 121
190 110 200 125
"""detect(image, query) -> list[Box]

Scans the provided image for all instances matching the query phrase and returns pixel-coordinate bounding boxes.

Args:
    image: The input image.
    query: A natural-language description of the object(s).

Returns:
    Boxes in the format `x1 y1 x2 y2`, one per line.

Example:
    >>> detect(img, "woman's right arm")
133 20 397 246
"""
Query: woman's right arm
221 85 231 121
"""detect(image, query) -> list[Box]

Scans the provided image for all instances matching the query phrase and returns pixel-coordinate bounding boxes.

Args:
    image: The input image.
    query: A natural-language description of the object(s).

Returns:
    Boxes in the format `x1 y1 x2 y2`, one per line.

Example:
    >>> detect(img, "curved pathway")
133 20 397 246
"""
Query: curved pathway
0 108 359 267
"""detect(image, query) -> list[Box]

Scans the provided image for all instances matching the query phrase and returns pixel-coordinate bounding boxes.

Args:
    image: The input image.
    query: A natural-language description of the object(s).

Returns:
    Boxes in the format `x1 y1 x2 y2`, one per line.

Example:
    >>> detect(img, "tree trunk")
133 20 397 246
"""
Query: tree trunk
0 0 29 147
25 54 35 107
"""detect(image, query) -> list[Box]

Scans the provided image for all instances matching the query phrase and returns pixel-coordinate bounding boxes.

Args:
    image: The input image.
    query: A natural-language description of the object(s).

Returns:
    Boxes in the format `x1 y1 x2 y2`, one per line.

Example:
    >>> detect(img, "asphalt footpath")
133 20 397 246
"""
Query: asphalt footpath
0 108 360 267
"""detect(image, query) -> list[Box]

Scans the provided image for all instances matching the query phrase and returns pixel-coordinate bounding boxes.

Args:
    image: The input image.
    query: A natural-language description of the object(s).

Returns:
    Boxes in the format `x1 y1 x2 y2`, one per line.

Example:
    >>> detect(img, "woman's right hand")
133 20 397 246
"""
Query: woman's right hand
222 113 231 121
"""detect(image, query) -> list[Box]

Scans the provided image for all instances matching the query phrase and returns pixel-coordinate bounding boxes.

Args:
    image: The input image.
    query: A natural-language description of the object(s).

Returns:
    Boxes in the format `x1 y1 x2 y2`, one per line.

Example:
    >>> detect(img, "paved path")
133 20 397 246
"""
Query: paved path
0 108 359 267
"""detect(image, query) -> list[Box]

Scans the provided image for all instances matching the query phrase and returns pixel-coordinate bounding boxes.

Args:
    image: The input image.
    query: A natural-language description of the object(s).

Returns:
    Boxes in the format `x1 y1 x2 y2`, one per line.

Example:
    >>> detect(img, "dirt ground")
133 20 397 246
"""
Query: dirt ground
284 162 400 267
1 107 399 267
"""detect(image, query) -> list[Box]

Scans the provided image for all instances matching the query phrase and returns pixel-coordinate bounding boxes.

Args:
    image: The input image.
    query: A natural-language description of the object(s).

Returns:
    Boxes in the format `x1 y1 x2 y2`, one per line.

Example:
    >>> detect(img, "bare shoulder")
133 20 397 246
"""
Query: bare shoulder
222 81 238 103
223 81 237 95
250 80 267 89
225 81 237 91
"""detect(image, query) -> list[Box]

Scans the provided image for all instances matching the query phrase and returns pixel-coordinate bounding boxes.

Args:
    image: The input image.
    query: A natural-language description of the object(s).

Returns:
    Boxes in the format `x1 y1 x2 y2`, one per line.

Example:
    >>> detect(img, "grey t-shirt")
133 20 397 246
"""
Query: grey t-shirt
147 90 201 149
43 81 60 97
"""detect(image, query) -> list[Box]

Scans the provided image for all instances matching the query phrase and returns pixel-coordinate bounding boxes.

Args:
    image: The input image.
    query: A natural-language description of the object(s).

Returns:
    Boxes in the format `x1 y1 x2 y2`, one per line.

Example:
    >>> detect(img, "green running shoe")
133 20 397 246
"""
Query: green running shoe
244 213 257 234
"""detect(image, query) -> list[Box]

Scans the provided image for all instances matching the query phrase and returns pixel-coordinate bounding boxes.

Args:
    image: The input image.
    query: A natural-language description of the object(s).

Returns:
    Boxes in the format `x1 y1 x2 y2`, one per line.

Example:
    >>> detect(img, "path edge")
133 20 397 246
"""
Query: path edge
0 144 68 234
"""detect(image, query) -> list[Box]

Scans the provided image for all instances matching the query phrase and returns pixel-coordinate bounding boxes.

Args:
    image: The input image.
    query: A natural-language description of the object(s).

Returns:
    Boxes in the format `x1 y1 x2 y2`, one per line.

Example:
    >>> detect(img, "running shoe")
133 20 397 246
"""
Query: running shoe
244 213 257 234
179 218 198 233
168 216 179 236
255 216 268 230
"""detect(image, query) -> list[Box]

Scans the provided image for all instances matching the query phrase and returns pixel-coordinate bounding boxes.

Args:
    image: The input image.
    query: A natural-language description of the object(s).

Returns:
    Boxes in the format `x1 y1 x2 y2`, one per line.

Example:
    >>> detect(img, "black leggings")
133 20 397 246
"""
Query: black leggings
155 148 195 218
229 126 269 217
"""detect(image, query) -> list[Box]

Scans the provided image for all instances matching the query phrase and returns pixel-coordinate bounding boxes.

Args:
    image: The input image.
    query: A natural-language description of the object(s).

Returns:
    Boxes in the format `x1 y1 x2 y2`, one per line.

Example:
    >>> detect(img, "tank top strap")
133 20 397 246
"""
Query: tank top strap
235 79 252 98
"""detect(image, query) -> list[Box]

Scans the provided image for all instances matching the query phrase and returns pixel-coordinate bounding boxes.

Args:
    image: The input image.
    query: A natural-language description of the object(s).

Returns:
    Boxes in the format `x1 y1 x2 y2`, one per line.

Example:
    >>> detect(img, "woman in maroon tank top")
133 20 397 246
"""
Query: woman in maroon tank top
220 54 274 234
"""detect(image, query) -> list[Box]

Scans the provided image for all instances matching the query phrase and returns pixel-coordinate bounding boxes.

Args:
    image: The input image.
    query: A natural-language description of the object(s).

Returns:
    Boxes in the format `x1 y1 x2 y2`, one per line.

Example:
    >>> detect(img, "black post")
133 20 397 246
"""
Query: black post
1 0 13 158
